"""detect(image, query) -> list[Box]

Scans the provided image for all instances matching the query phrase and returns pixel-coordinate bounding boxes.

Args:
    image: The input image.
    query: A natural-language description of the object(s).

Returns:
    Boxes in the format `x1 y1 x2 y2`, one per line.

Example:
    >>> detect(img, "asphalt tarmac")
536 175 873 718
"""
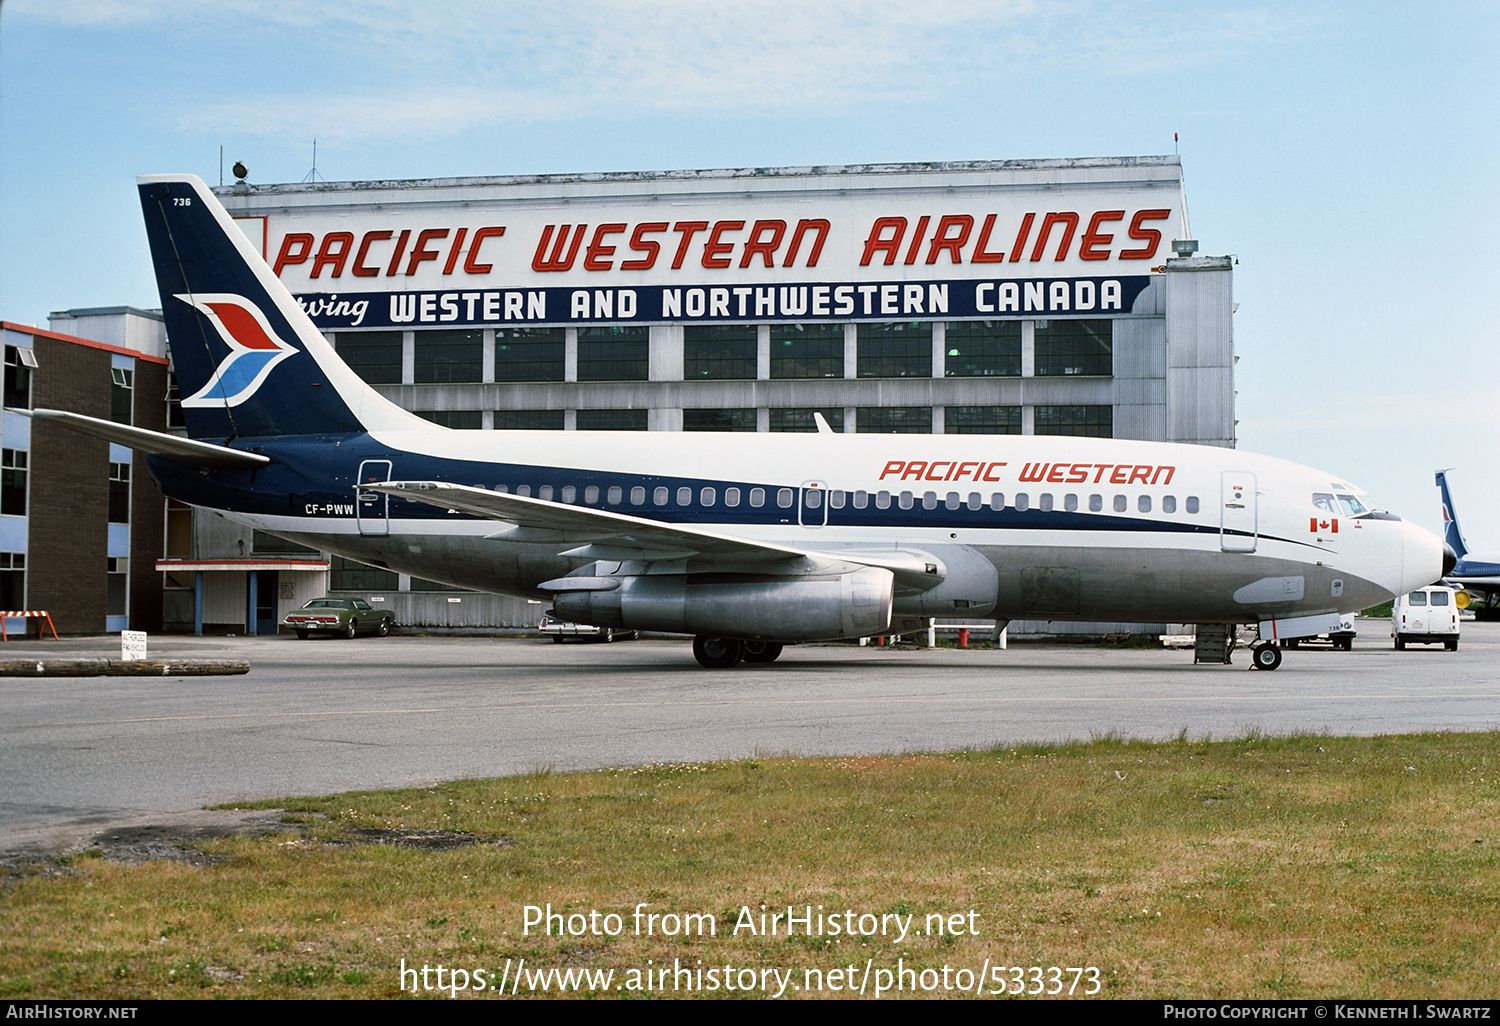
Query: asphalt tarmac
2 621 1497 850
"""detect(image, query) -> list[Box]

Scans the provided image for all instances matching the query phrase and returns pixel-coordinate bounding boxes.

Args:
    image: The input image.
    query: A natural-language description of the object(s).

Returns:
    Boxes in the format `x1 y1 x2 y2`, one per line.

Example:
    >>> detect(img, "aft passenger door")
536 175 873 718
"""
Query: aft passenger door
356 459 393 536
1220 471 1257 552
799 480 828 529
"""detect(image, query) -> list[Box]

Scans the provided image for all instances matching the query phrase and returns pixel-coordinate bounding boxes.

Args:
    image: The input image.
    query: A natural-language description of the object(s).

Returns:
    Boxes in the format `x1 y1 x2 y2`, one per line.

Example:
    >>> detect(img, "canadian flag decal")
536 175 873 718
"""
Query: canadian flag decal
175 293 298 408
1310 517 1339 534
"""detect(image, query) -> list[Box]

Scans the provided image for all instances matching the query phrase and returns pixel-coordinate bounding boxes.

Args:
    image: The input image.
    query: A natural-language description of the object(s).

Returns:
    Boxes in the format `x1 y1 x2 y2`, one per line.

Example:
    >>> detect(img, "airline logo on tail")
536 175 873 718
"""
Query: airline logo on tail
175 293 298 408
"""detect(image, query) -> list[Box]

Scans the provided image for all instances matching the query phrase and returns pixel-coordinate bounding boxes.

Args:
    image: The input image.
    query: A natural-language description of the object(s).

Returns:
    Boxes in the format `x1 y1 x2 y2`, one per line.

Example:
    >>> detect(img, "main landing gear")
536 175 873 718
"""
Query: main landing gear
1250 642 1283 671
691 637 786 668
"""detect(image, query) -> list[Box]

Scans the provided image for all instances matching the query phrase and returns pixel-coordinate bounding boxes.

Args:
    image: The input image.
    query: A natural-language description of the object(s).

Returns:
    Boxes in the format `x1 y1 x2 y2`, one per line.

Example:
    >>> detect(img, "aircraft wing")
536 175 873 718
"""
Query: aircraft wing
372 481 813 564
371 480 946 588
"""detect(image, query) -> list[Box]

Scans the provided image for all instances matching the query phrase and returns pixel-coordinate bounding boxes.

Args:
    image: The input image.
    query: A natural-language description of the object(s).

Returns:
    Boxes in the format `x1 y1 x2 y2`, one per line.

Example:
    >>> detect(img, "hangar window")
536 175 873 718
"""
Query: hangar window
1014 493 1029 511
684 325 757 380
777 488 794 508
1186 496 1200 514
852 490 868 509
725 487 741 507
1114 495 1127 512
654 487 669 505
108 462 130 524
1139 495 1152 513
576 409 647 431
415 329 483 384
1034 319 1112 377
1039 493 1054 511
578 326 648 381
494 327 564 382
922 491 937 510
337 331 403 384
749 488 765 507
0 449 26 517
330 555 398 591
106 557 128 617
494 410 564 430
700 487 716 506
945 405 1021 434
417 410 481 429
1034 405 1112 438
1163 495 1176 514
1064 494 1078 512
0 552 23 610
875 491 891 510
857 321 931 378
856 406 932 434
110 367 133 425
4 346 34 410
898 491 914 510
771 323 844 379
677 486 692 505
945 320 1021 377
990 493 1004 511
684 409 756 432
770 408 844 433
1089 494 1103 512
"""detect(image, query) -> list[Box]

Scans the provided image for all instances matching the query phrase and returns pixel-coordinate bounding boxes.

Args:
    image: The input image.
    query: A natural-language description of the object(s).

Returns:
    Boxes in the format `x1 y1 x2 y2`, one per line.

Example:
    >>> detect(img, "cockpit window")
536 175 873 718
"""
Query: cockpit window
1336 494 1369 517
1312 493 1337 513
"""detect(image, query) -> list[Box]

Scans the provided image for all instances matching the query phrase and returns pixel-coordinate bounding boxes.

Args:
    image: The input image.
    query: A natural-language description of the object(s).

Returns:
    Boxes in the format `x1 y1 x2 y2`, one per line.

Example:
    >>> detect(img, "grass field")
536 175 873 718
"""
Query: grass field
3 732 1497 999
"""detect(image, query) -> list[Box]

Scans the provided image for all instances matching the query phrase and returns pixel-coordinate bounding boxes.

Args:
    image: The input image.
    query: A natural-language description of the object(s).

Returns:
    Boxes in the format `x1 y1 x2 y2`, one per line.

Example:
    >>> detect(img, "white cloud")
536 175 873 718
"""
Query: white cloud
10 0 1311 141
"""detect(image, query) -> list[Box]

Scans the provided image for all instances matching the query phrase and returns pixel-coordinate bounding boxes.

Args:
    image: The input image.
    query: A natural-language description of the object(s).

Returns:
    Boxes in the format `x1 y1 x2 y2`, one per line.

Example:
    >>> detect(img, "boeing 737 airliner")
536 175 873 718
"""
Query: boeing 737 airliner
35 175 1452 668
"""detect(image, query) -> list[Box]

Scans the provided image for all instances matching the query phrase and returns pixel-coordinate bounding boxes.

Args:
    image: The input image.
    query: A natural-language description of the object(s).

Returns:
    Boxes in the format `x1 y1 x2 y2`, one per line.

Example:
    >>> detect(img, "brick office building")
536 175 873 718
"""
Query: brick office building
0 315 170 634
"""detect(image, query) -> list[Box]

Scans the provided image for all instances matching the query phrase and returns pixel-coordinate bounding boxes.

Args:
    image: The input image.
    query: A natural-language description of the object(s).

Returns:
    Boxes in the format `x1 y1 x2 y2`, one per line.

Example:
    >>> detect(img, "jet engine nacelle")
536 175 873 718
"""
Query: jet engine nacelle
550 565 894 641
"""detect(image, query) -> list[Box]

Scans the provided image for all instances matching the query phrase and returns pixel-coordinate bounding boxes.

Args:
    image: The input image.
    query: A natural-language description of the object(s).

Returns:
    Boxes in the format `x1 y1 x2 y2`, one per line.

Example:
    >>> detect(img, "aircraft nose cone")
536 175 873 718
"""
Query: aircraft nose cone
1443 544 1457 577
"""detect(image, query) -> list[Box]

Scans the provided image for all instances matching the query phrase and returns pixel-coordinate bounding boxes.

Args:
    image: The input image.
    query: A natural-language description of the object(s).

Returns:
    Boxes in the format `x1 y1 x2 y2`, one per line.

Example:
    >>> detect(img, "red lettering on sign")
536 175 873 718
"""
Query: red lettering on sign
739 220 785 268
1121 209 1170 260
926 215 973 265
971 214 1006 264
622 223 666 270
583 224 627 271
532 225 586 272
701 221 744 269
670 222 709 270
784 219 829 268
309 232 353 278
406 229 449 276
1080 210 1124 261
860 217 906 267
442 228 468 275
463 227 505 274
903 216 929 266
385 229 410 276
1030 212 1079 262
272 233 314 276
352 231 391 277
1008 213 1035 263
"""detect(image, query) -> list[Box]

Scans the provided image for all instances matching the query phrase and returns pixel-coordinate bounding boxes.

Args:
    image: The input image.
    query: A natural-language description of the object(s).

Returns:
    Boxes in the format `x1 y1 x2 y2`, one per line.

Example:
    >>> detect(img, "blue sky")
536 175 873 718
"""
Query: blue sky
1 0 1496 543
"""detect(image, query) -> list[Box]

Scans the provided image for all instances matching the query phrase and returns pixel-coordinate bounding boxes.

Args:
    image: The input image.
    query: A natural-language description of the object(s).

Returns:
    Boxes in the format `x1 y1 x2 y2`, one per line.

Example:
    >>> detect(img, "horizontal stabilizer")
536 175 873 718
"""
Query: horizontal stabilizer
30 409 271 470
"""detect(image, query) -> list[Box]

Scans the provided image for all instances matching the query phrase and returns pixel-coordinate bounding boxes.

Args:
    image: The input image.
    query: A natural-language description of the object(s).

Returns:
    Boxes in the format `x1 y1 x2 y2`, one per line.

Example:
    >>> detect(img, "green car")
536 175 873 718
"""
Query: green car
283 598 396 639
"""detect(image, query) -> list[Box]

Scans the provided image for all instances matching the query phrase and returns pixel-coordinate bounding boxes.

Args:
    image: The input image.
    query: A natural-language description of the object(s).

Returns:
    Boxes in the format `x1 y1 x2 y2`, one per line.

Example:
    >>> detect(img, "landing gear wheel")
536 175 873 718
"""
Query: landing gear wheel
692 635 744 669
1251 642 1282 671
743 641 784 663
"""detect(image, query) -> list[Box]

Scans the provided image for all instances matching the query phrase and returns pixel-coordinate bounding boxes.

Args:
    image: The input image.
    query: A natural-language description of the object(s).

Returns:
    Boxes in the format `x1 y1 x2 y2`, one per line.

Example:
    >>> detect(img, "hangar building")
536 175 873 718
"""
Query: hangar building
208 156 1234 634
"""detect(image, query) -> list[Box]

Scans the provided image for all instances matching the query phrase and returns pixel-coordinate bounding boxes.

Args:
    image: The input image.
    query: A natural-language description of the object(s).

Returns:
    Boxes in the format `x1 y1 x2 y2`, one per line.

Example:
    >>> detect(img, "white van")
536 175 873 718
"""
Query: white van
1392 587 1461 651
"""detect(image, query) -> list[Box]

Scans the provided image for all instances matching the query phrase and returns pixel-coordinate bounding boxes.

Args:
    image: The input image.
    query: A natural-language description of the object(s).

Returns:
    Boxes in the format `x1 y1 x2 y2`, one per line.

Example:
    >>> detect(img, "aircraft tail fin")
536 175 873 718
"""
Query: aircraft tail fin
136 174 429 441
1436 470 1469 559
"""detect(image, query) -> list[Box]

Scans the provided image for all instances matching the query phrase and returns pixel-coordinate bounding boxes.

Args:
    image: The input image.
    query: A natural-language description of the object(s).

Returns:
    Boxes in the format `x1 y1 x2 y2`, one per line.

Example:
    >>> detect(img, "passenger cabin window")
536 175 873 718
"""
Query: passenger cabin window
749 488 765 507
1186 496 1200 514
654 487 669 505
1163 495 1176 513
700 487 716 506
677 486 692 505
1089 494 1102 512
630 486 645 505
1064 494 1078 512
725 487 741 506
1039 493 1053 511
777 488 794 508
606 486 621 504
1014 493 1029 511
1113 495 1127 512
876 491 891 509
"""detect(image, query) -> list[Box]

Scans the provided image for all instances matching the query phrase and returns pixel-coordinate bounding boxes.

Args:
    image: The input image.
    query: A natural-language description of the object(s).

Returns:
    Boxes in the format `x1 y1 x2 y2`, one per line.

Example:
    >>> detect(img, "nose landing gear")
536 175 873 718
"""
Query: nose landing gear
1250 642 1283 671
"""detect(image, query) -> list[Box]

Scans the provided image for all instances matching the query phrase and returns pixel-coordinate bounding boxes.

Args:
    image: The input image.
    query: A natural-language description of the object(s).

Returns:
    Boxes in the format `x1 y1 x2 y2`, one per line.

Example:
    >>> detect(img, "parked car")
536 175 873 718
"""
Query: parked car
539 615 635 643
1392 587 1460 651
283 598 396 639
